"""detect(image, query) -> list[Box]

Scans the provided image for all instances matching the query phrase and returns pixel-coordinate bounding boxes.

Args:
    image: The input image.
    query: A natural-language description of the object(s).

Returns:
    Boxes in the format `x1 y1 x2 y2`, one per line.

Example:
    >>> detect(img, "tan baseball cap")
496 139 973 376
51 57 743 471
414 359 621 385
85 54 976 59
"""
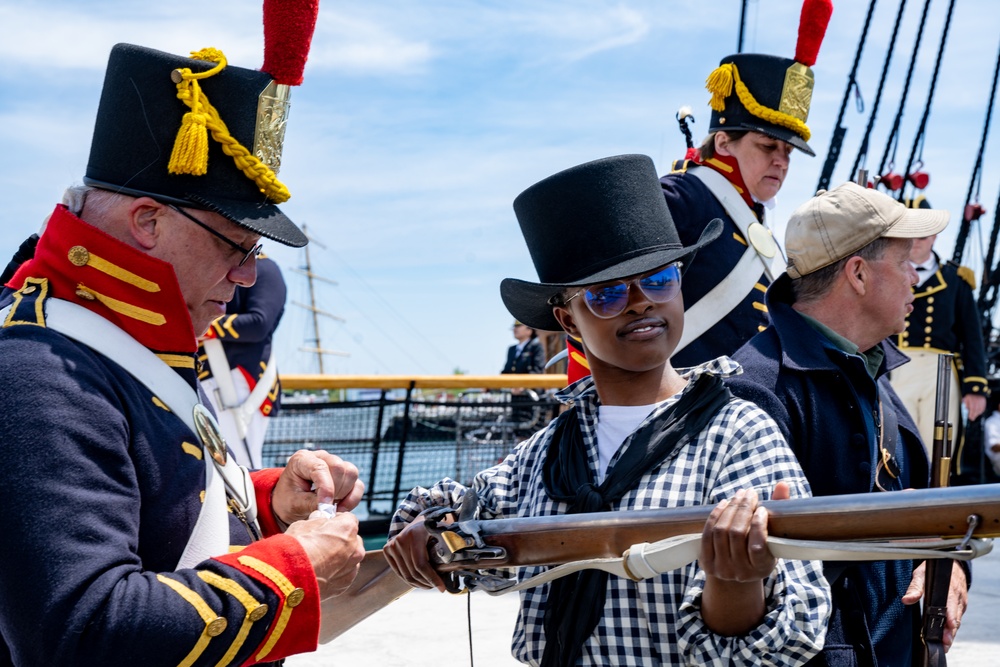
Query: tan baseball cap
785 182 950 279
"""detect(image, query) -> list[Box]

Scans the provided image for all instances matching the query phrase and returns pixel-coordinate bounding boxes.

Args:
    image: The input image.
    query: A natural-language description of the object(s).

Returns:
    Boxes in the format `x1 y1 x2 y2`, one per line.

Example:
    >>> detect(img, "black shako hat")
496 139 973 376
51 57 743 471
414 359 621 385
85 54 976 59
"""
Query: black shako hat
84 43 307 247
707 53 816 156
704 0 833 157
500 154 723 332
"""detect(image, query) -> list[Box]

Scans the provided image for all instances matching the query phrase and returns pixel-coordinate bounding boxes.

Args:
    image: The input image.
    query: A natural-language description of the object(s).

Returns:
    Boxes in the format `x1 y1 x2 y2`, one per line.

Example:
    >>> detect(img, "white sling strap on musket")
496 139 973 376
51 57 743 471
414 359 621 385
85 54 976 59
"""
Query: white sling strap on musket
203 337 279 441
675 166 785 356
482 533 994 596
2 299 259 570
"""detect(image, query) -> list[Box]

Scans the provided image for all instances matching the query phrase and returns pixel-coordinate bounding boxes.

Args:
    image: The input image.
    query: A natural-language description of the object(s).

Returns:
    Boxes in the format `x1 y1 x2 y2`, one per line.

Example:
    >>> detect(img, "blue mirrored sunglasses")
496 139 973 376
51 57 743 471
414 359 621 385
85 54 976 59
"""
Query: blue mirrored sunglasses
168 204 262 266
564 262 683 319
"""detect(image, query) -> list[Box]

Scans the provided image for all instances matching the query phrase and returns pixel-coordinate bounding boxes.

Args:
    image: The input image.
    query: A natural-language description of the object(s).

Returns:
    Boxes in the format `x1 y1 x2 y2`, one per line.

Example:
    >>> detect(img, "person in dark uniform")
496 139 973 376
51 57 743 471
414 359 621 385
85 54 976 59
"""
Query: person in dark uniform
562 0 834 379
0 17 367 666
890 196 991 482
664 0 832 368
501 320 546 374
199 255 288 468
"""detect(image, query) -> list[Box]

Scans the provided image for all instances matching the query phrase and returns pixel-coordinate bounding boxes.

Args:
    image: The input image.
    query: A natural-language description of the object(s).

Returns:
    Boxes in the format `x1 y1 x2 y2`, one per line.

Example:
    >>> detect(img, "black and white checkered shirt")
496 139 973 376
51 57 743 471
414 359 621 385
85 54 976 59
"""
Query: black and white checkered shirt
391 358 830 666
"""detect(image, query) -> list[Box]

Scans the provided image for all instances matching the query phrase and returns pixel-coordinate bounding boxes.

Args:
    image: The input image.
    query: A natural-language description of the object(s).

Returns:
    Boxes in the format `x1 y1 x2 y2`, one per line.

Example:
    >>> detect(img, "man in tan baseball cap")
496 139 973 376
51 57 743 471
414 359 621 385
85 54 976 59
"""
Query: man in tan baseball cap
726 182 965 665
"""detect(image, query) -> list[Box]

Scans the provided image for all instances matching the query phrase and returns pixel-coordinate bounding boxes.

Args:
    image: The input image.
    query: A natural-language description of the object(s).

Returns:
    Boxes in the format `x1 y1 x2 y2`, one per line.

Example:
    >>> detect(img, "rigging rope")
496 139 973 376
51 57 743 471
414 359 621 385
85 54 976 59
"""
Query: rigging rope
897 0 958 202
817 0 879 190
955 38 1000 270
875 0 934 180
849 0 909 181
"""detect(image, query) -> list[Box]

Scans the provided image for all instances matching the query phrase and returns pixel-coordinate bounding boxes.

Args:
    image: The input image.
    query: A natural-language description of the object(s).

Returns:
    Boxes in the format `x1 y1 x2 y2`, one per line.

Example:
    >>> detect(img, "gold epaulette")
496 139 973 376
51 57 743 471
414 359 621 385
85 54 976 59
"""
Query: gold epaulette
957 265 977 289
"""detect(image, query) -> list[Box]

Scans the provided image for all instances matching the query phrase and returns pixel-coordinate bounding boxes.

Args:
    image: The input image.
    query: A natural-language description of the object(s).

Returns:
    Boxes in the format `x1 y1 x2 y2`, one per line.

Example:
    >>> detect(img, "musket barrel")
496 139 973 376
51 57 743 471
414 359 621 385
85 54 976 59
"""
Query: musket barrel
435 484 1000 571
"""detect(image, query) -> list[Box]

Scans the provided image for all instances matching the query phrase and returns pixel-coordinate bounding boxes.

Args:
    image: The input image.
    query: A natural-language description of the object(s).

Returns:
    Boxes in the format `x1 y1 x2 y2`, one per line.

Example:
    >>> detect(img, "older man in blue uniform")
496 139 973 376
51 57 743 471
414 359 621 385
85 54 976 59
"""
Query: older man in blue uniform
0 23 366 667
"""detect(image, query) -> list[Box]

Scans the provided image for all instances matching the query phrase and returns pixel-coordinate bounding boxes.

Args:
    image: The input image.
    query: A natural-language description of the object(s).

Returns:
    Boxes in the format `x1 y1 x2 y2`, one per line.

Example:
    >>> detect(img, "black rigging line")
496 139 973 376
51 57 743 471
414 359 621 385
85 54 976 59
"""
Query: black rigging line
817 0 879 191
849 0 909 181
956 38 1000 270
738 0 749 53
897 0 958 203
875 0 934 181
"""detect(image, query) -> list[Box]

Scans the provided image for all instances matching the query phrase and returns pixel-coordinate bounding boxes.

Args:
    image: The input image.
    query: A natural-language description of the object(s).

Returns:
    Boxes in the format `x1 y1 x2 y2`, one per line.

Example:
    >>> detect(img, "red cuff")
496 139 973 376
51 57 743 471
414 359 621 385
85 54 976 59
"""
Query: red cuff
215 534 320 663
252 468 285 537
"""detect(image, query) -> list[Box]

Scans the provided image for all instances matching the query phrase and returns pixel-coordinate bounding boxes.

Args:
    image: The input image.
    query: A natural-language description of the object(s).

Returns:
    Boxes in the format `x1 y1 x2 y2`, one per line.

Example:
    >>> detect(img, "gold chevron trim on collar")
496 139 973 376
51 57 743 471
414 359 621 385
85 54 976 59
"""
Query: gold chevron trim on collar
69 246 161 292
77 284 166 325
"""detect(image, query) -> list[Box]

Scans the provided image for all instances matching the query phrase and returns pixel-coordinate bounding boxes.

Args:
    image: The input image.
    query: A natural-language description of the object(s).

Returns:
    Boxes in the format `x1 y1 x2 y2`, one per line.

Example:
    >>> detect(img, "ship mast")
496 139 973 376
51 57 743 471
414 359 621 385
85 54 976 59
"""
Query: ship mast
290 224 349 373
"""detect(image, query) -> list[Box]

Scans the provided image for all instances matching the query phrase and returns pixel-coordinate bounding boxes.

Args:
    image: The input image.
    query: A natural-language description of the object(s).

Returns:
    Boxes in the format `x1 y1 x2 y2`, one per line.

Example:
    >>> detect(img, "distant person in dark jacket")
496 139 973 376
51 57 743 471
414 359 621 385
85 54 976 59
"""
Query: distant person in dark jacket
502 320 545 374
727 182 969 666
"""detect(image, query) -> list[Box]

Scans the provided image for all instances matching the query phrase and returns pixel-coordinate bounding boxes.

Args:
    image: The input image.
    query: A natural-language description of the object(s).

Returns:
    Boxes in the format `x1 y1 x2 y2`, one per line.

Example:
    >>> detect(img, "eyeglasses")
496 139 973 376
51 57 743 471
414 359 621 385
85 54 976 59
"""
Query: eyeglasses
562 263 683 319
168 204 262 266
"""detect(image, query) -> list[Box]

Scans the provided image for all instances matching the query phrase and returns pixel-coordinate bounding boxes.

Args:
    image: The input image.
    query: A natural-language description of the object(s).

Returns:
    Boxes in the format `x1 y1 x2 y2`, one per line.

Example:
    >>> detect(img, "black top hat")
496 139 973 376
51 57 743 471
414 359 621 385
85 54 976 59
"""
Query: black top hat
500 154 722 331
83 44 307 247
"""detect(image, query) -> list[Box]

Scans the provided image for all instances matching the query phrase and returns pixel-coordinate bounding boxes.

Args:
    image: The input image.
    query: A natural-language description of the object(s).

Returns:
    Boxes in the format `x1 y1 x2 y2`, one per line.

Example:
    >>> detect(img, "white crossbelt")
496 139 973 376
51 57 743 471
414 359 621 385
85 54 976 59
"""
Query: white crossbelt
202 337 278 440
2 298 258 569
485 533 993 596
675 166 783 356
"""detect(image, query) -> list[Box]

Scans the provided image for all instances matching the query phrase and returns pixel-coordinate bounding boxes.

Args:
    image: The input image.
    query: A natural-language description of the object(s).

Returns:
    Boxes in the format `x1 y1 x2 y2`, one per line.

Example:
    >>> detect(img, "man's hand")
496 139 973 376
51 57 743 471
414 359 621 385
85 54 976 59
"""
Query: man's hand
285 511 365 599
272 450 364 526
963 393 987 422
902 560 969 652
384 516 447 592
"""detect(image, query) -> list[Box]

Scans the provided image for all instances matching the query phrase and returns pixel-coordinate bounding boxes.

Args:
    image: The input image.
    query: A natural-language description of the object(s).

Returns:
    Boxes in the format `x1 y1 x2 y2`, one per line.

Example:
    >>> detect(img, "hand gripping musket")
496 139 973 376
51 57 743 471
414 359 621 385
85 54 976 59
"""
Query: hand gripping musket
318 484 999 643
922 354 956 667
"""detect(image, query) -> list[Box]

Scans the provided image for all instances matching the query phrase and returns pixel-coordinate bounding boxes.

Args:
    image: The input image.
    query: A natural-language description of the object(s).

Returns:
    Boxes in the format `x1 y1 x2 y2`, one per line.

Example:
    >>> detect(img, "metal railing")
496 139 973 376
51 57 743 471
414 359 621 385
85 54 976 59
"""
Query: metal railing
264 375 567 531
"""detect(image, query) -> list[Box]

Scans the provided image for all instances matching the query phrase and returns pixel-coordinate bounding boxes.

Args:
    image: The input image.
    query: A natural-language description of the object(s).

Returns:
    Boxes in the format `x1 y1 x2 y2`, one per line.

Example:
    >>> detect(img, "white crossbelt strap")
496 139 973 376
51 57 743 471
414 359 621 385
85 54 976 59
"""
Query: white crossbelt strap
3 299 257 569
486 533 994 596
675 166 782 356
203 337 278 440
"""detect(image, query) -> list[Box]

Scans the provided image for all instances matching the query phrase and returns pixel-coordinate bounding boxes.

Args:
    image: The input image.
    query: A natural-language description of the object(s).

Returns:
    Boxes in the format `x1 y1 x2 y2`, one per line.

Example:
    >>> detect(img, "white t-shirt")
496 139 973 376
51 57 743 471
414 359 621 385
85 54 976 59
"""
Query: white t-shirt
595 403 664 483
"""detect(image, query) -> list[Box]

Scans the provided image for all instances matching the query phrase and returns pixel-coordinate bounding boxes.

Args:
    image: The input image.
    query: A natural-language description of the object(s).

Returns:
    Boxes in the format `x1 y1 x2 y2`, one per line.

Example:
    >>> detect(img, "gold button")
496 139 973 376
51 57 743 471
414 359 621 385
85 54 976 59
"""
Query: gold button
925 317 933 324
927 306 934 314
286 588 305 608
925 327 933 334
75 289 96 301
927 296 935 304
21 285 36 295
68 246 90 267
719 117 726 124
249 604 269 621
206 617 228 637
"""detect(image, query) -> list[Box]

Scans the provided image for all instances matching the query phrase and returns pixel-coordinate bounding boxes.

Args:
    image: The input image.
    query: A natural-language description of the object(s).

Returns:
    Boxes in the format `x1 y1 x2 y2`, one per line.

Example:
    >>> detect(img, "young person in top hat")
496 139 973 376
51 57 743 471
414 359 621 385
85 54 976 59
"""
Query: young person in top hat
726 183 969 665
0 9 367 665
384 154 830 666
889 196 990 483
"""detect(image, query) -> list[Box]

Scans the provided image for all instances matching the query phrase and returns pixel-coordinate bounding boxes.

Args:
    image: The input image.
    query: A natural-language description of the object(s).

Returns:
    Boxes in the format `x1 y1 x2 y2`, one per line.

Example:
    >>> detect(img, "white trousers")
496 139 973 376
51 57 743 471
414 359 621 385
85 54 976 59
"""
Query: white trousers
201 372 271 469
890 349 960 458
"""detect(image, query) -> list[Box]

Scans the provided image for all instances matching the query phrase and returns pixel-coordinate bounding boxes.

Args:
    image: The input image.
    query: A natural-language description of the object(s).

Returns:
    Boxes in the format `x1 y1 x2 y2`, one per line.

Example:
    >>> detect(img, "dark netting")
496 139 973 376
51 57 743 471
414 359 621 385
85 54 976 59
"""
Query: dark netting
262 389 562 524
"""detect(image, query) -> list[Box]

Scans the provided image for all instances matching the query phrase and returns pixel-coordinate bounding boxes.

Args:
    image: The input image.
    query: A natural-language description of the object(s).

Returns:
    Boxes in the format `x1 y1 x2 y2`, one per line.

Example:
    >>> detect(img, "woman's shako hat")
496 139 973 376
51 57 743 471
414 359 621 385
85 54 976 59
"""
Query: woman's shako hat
704 0 833 156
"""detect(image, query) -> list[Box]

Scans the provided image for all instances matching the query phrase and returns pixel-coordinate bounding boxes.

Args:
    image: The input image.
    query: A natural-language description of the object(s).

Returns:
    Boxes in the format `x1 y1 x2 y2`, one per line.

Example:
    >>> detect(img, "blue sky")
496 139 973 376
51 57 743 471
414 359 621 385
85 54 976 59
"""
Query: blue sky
3 0 1000 375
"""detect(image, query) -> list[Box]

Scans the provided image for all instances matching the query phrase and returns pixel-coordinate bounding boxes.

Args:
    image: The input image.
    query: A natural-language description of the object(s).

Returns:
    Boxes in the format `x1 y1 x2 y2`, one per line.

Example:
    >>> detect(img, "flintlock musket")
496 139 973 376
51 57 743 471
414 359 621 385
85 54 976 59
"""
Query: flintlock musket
320 483 1000 643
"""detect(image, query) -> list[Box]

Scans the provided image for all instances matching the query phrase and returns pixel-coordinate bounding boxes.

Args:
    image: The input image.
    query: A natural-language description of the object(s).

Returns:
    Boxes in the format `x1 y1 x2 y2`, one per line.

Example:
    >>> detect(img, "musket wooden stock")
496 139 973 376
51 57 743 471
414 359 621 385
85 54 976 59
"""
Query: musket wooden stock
319 484 1000 643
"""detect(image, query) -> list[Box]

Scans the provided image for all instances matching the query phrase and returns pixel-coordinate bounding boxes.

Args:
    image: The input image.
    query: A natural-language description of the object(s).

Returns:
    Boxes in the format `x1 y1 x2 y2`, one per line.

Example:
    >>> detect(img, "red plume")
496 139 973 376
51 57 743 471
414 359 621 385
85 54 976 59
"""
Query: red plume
262 0 320 86
794 0 833 67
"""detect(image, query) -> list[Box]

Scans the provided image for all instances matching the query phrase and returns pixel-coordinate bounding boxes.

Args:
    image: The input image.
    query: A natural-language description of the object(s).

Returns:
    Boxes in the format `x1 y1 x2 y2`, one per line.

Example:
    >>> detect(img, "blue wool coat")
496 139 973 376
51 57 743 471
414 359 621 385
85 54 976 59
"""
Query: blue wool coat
661 166 771 368
728 274 930 667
